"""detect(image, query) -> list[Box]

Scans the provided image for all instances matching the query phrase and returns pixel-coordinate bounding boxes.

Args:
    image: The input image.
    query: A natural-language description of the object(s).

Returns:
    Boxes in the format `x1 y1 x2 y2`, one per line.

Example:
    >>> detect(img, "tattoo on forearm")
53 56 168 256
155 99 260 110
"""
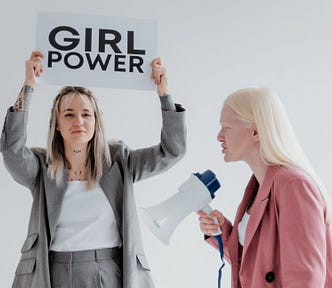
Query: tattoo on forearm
13 87 24 111
13 85 33 112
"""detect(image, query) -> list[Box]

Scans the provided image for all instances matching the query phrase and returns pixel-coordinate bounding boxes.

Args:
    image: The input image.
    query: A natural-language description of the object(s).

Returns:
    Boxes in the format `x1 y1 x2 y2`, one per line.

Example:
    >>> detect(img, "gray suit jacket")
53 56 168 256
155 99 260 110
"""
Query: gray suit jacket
0 104 186 288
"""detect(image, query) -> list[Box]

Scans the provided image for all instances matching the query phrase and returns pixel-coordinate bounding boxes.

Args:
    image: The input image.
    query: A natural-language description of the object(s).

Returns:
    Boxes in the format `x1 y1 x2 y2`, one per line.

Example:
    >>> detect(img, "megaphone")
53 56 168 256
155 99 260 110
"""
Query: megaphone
139 170 221 245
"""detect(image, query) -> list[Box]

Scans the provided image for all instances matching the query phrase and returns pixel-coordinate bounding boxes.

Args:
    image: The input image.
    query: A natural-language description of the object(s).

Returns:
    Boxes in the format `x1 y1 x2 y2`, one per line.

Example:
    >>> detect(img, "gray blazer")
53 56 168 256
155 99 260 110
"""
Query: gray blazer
0 104 186 288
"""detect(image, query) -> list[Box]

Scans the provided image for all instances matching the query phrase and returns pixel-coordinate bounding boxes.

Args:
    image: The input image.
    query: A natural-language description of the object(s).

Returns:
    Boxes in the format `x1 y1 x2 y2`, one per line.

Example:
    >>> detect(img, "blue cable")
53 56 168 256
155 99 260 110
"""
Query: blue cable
214 234 225 288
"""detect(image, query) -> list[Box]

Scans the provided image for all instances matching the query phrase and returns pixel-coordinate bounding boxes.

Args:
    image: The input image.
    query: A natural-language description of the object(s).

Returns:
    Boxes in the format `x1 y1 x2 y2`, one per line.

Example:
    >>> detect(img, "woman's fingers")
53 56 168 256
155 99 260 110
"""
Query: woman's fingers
30 50 44 60
24 51 44 86
198 213 220 235
151 65 167 84
150 57 169 96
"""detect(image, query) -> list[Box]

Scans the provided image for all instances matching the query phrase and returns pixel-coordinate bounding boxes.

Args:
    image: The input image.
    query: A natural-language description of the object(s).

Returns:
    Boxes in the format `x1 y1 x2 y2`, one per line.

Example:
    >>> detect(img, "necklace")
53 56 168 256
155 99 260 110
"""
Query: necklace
67 168 87 181
66 159 87 181
68 169 84 181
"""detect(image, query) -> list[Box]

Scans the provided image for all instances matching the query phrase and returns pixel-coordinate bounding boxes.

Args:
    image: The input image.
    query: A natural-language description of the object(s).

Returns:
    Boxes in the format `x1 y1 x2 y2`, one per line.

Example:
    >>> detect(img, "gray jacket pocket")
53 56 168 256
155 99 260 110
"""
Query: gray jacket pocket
136 253 151 271
15 258 36 275
15 234 39 275
20 233 38 253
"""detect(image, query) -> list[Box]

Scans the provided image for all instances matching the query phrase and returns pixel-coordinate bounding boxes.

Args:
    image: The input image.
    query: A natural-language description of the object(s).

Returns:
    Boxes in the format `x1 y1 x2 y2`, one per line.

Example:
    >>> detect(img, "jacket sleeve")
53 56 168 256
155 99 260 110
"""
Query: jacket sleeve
276 175 327 287
0 108 40 190
126 104 186 182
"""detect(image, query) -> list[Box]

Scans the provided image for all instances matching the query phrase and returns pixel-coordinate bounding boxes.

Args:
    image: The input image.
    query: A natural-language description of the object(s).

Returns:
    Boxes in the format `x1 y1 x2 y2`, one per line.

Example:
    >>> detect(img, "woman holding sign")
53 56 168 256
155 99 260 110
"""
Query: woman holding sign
197 87 332 287
1 51 186 288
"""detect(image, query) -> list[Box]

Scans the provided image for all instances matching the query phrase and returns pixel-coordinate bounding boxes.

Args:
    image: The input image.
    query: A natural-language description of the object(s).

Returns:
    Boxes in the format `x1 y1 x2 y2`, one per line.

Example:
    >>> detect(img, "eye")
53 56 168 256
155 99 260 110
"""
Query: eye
82 113 92 118
64 113 74 117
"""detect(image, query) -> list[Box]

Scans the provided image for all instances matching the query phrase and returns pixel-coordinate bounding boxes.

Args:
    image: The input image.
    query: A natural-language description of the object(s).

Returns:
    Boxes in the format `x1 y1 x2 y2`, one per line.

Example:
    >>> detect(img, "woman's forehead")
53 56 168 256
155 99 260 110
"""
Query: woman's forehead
220 105 237 120
220 105 250 126
60 93 94 111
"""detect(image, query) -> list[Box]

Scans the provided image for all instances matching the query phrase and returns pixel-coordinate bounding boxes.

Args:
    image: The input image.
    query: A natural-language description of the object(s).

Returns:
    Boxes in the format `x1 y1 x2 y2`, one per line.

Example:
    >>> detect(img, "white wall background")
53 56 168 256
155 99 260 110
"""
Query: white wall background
1 1 332 287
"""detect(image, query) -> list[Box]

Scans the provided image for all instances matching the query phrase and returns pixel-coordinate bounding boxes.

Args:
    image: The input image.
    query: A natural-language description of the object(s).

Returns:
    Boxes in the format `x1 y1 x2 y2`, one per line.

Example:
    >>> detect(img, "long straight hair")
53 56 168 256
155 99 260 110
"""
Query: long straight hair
46 86 111 189
224 87 332 224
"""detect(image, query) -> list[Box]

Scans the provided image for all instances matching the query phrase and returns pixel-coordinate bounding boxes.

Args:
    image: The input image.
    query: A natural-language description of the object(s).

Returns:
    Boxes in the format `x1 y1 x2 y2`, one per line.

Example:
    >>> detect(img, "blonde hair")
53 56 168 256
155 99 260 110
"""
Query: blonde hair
46 86 111 189
224 86 332 224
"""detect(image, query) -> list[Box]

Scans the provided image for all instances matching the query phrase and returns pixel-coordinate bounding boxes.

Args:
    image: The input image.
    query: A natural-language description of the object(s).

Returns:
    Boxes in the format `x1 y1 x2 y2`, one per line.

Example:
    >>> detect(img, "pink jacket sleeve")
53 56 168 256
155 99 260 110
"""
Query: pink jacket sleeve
275 175 327 287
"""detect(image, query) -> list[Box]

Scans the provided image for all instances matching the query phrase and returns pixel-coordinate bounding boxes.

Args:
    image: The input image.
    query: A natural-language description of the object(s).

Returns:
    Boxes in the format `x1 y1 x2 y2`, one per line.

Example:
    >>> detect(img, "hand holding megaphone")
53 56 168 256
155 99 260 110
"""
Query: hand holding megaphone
198 205 224 236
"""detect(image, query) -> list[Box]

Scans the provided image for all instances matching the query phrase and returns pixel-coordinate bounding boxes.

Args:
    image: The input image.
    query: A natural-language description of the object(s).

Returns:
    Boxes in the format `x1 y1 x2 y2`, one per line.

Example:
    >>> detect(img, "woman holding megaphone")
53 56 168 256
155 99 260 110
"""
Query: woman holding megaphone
0 51 186 288
198 87 332 287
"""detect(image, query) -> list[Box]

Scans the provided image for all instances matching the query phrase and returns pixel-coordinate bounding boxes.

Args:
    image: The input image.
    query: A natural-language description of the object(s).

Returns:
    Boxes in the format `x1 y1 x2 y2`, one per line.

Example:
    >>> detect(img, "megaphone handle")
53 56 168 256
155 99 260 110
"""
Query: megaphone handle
201 205 221 235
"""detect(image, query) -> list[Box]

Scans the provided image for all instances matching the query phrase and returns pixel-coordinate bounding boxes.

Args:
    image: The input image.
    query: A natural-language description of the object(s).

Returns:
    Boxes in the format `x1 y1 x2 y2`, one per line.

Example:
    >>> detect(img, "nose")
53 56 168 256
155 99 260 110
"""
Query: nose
73 115 84 126
217 128 224 142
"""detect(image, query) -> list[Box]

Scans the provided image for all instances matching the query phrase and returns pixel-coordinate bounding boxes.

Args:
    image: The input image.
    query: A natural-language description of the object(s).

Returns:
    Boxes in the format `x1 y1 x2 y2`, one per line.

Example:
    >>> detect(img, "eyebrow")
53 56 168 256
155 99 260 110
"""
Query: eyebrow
62 108 92 113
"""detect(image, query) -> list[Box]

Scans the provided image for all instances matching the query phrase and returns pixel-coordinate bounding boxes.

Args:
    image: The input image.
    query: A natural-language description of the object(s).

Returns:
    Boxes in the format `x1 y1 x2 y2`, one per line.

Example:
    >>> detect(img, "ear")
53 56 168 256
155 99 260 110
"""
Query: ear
251 125 259 142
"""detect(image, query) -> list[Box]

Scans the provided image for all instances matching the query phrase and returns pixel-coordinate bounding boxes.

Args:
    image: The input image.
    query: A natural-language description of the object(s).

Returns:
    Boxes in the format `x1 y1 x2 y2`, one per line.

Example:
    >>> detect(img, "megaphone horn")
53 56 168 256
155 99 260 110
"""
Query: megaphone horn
139 169 221 245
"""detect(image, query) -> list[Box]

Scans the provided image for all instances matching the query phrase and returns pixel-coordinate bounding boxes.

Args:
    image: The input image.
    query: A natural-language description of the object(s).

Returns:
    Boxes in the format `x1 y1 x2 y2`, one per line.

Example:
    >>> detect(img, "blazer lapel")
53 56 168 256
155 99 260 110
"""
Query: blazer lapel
234 175 259 228
44 167 68 243
241 166 279 260
229 175 259 287
100 162 123 237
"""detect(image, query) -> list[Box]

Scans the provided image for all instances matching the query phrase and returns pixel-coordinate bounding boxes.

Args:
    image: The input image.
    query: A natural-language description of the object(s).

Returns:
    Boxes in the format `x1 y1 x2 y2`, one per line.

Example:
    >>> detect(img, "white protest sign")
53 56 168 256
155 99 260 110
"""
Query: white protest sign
36 12 158 90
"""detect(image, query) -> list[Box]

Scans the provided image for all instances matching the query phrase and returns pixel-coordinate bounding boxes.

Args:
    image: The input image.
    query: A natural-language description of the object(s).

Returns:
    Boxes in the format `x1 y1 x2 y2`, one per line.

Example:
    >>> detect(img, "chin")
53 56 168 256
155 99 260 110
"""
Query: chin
223 156 231 163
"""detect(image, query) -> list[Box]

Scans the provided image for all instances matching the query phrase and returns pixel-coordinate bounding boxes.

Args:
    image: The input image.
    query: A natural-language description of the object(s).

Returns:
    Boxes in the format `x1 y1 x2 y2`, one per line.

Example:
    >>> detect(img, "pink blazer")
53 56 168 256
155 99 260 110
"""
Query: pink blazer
206 165 332 287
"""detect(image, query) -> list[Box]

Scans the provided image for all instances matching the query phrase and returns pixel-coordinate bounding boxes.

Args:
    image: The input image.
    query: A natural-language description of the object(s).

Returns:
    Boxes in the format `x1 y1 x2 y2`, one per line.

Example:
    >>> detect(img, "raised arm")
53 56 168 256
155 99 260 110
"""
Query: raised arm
1 51 44 191
124 57 186 182
151 57 176 112
12 51 44 112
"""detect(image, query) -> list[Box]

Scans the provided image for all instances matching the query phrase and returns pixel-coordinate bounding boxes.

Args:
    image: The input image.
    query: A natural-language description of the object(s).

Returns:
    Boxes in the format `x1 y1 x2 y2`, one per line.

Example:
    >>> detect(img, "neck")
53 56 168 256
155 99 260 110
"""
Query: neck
244 147 268 185
65 144 88 170
248 159 268 185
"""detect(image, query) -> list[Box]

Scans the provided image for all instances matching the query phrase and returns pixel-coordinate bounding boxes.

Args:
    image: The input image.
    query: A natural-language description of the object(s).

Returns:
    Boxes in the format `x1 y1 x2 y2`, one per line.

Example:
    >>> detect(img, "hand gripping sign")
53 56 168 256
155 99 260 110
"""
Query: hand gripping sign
36 12 158 90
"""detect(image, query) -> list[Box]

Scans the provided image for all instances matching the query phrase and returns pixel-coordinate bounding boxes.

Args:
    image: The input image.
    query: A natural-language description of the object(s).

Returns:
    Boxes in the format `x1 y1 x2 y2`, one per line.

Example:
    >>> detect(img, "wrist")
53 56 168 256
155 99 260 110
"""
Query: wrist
23 85 34 93
158 90 170 97
159 94 176 111
219 214 226 227
24 80 36 89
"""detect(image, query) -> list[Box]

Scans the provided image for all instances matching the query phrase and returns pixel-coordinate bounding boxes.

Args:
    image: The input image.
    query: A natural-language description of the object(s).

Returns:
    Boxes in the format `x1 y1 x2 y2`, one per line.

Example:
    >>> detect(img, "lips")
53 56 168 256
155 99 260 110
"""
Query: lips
71 130 85 134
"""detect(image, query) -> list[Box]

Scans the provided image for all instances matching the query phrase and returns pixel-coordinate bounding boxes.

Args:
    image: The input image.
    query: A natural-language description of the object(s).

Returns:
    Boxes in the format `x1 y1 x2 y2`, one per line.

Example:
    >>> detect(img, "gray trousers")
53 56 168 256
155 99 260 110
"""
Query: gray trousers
49 247 122 288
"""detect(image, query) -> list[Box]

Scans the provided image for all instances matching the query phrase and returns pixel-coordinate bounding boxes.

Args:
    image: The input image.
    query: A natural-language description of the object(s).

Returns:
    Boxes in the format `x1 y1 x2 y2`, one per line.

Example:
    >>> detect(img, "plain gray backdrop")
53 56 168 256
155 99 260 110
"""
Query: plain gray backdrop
1 1 332 287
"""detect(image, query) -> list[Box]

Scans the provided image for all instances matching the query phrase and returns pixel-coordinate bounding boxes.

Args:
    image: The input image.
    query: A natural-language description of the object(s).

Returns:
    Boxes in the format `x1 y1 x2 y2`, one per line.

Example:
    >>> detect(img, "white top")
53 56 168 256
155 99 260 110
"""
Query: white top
238 211 250 246
50 181 122 252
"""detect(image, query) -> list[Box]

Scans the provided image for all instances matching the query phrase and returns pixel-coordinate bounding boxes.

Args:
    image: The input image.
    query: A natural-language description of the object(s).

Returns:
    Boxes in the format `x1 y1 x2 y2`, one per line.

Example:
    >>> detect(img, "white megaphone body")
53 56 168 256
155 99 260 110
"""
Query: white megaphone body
140 170 221 245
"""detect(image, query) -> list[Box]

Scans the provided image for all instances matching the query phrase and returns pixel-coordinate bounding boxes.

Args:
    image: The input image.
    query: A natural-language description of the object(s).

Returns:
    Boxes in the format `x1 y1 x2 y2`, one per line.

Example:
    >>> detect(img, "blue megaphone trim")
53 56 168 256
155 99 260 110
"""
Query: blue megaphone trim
194 169 221 199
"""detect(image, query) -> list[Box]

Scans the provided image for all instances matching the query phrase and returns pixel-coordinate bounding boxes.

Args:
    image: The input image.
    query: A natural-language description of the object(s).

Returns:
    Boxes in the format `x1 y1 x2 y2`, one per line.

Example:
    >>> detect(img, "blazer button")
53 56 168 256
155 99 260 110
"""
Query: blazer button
265 271 275 283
